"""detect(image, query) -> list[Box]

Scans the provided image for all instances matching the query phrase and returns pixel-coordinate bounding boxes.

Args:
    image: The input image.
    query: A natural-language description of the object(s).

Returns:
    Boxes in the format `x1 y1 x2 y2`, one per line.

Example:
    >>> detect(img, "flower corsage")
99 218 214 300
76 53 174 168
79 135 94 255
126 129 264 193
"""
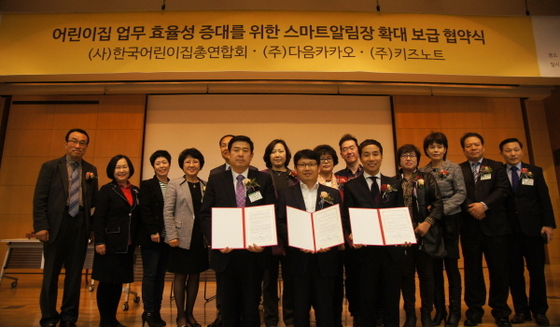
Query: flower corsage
243 178 260 193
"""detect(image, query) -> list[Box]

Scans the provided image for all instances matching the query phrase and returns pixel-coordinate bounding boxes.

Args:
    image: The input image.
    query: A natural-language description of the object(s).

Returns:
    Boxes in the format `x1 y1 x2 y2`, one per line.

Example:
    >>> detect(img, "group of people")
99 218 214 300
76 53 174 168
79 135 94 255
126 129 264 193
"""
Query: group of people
33 128 555 327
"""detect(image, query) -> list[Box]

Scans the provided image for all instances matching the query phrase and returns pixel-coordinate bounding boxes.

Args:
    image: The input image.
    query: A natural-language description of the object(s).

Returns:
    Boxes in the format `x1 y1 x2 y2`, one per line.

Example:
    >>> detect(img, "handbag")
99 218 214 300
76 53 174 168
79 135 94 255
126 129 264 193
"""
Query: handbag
421 221 447 259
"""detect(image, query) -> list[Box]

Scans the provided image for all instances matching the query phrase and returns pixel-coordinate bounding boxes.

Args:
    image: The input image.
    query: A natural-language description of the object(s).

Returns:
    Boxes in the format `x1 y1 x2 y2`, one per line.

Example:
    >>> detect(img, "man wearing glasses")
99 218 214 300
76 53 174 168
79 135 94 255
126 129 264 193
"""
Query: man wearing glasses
33 128 98 327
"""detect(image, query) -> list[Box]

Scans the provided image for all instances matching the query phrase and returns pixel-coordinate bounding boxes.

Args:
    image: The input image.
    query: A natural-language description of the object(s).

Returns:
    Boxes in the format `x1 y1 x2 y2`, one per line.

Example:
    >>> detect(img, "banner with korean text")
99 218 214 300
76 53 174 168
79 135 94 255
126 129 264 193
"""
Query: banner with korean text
0 11 558 77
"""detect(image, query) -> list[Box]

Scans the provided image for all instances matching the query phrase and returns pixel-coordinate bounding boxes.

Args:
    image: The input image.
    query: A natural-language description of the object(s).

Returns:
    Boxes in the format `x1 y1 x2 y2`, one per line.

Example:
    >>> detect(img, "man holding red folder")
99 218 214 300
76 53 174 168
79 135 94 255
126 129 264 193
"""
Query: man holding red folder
201 135 276 327
277 149 344 327
344 139 406 327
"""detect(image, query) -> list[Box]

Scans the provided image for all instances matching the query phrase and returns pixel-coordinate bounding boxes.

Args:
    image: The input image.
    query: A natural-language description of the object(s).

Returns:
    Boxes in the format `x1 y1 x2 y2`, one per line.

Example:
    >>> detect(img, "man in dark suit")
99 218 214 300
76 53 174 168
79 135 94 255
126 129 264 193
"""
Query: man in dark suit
343 139 405 327
201 135 276 327
459 132 512 327
209 134 235 177
33 128 98 327
499 138 555 326
277 149 343 327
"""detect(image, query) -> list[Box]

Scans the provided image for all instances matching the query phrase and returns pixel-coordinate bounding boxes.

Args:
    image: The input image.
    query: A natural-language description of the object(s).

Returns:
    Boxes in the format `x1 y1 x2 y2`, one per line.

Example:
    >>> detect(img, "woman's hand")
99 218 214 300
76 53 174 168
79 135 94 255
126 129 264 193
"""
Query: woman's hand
169 238 179 247
414 221 431 237
151 233 161 243
95 244 106 255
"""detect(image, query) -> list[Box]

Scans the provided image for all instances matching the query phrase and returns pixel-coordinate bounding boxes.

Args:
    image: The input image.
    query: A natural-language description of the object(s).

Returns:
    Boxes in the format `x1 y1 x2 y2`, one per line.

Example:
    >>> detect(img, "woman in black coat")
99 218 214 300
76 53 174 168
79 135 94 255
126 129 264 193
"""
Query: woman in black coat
138 150 172 327
93 155 140 327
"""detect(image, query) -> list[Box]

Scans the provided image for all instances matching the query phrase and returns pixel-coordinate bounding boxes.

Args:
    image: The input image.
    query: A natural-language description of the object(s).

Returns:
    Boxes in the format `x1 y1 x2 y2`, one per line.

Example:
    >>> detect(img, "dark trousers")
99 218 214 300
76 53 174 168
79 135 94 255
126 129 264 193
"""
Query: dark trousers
343 246 361 318
508 232 548 315
461 232 512 319
359 247 403 327
97 281 123 325
40 211 88 326
263 254 294 327
401 245 434 316
291 257 335 327
433 258 462 312
216 253 264 327
141 243 170 313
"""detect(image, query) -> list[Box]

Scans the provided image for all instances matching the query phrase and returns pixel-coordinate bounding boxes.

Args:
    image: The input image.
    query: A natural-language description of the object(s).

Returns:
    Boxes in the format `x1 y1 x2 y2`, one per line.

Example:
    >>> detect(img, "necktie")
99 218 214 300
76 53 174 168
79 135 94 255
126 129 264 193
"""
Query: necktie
472 162 480 183
236 175 246 208
511 166 519 192
68 162 80 217
370 176 380 206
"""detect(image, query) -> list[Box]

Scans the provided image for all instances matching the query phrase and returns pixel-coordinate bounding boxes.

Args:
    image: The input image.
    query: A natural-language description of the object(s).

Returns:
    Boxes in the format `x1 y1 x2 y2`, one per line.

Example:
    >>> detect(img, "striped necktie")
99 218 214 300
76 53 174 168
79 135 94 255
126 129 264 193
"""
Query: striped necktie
68 162 80 217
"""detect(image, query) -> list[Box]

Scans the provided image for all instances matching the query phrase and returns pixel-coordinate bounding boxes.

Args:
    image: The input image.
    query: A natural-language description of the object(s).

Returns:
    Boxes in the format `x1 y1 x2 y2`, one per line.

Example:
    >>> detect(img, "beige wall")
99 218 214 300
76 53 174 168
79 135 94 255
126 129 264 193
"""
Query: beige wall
0 94 145 265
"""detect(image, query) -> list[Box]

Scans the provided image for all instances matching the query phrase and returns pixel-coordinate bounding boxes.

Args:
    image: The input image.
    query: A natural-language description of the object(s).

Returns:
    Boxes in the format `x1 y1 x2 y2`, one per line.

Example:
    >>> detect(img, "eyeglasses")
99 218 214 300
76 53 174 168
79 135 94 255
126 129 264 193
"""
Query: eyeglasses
320 158 333 163
400 154 417 159
296 163 318 168
67 139 88 147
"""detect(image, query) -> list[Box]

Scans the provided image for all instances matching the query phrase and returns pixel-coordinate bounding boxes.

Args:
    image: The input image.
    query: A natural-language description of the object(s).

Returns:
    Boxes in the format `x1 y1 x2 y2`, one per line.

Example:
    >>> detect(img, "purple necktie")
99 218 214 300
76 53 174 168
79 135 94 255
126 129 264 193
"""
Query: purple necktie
236 175 246 207
68 162 80 217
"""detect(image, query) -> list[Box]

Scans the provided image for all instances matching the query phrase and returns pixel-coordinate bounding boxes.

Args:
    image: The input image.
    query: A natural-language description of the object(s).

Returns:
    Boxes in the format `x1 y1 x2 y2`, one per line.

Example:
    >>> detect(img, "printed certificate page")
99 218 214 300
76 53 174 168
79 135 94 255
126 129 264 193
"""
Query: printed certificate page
348 207 384 246
379 207 417 245
286 206 315 251
211 207 244 249
313 204 344 250
244 204 278 247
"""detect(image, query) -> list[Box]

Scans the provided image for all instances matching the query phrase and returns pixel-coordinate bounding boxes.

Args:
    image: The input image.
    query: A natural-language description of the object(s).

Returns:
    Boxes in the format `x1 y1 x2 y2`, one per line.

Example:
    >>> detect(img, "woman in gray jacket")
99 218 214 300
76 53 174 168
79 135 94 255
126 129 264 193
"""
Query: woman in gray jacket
164 148 208 327
420 132 466 327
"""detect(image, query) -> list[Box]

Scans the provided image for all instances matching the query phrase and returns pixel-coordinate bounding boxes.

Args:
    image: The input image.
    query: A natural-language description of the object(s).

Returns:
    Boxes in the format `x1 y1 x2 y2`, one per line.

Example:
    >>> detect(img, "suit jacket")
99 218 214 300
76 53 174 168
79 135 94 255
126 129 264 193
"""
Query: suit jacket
137 176 167 248
460 158 511 237
93 181 140 254
33 155 98 244
200 168 276 272
163 176 206 249
343 174 406 262
504 162 556 236
277 183 342 277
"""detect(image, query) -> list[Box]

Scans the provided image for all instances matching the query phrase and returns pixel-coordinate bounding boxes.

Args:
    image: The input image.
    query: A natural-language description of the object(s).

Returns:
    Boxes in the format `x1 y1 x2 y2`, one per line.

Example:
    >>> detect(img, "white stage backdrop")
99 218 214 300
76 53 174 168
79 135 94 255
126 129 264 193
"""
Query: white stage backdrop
143 94 394 180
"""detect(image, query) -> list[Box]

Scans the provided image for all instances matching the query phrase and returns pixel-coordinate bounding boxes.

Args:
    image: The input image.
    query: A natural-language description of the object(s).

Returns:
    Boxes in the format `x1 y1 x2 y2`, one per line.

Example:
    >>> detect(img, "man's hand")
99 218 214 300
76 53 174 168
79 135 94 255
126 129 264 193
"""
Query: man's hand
468 203 486 220
220 247 233 253
35 230 49 242
169 238 179 247
95 244 106 255
542 226 554 243
247 244 264 253
151 233 161 243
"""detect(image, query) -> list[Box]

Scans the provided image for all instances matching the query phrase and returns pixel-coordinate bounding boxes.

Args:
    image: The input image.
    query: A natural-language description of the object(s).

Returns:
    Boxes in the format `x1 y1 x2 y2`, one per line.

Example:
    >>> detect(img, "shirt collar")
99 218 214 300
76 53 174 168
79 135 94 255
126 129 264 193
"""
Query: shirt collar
232 169 249 181
300 181 319 191
363 171 381 180
506 162 522 170
65 155 81 165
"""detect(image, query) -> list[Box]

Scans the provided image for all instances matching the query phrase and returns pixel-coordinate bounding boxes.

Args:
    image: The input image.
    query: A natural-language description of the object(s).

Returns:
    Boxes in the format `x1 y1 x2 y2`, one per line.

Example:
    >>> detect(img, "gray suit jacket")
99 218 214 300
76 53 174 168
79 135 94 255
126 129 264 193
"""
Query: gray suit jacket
33 155 98 243
163 176 206 249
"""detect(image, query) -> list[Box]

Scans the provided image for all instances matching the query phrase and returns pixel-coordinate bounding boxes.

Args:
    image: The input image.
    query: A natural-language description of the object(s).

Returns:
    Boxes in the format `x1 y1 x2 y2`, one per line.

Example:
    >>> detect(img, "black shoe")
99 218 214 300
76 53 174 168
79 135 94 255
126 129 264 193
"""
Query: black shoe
495 318 512 327
421 313 434 327
154 311 166 327
404 315 417 327
207 317 221 327
464 316 482 326
433 310 447 326
511 313 531 324
60 322 76 327
535 315 550 327
445 312 461 327
143 312 164 327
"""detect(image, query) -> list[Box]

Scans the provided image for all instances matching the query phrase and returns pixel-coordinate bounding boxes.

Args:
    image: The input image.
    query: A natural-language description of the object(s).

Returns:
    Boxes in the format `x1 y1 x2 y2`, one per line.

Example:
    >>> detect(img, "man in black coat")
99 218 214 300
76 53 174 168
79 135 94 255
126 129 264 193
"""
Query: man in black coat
33 128 98 327
201 135 276 327
343 139 405 327
500 138 555 326
459 132 512 327
276 149 344 327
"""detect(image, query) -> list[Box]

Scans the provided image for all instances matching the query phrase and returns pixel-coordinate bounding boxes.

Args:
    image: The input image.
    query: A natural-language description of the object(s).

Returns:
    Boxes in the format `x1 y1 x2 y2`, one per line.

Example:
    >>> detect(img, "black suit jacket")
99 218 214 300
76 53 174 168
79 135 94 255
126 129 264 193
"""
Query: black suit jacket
277 183 342 277
343 174 406 262
33 155 98 243
93 181 140 254
200 168 276 272
460 158 511 237
137 176 167 248
504 162 556 236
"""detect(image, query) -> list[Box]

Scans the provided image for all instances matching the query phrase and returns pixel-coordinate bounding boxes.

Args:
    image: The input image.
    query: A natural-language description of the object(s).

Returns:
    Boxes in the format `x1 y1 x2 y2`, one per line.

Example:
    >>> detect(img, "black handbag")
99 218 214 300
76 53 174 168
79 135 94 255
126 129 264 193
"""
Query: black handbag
421 221 447 259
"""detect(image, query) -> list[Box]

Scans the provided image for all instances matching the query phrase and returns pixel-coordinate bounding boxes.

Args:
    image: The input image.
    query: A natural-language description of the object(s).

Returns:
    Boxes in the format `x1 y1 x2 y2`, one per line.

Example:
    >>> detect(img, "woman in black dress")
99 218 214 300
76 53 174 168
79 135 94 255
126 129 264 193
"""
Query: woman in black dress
163 148 209 327
93 155 140 327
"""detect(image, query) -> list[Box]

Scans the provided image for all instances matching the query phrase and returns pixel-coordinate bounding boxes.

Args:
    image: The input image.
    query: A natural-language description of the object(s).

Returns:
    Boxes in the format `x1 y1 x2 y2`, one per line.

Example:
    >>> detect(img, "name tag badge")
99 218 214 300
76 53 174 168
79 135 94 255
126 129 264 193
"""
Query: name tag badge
521 178 534 186
480 173 491 181
248 191 263 202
